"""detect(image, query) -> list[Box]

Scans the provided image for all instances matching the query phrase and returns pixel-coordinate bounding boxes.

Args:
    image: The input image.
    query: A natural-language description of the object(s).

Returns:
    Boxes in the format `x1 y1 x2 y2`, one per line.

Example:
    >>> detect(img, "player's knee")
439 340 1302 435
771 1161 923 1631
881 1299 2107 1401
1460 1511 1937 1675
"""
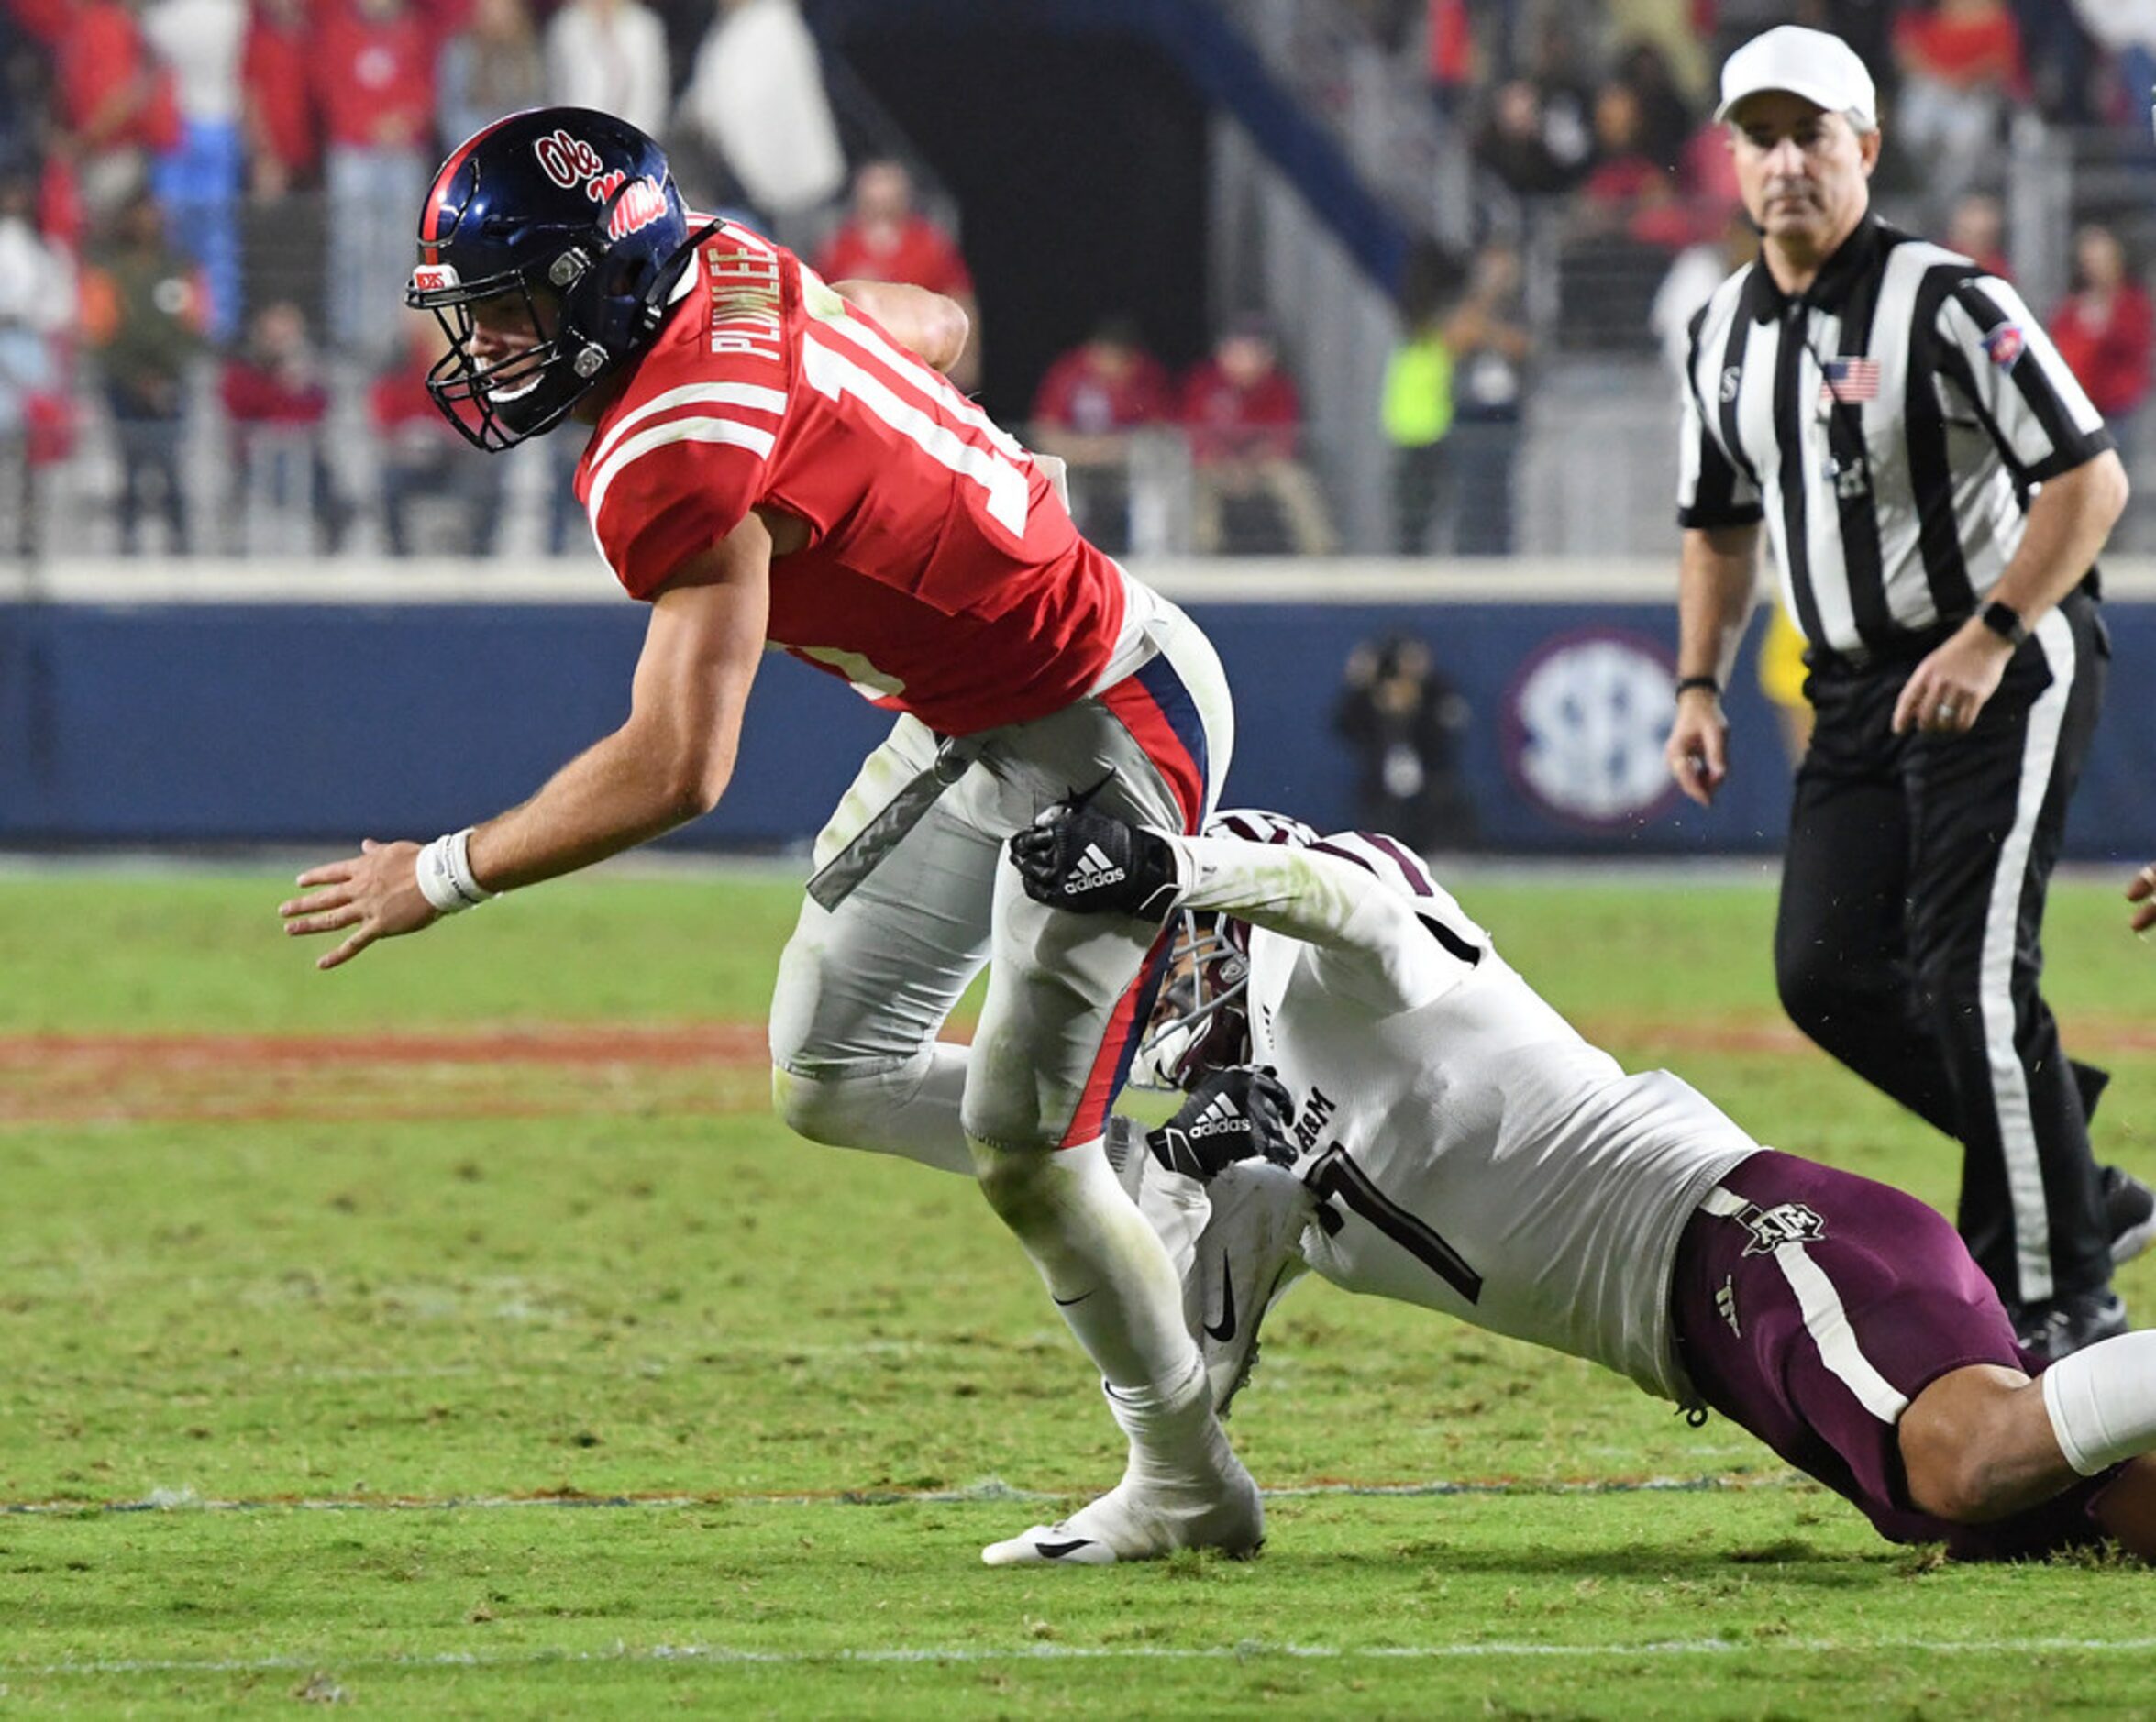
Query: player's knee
958 1088 1058 1162
771 1060 880 1147
1901 1428 2005 1524
968 1138 1056 1227
1899 1367 2052 1524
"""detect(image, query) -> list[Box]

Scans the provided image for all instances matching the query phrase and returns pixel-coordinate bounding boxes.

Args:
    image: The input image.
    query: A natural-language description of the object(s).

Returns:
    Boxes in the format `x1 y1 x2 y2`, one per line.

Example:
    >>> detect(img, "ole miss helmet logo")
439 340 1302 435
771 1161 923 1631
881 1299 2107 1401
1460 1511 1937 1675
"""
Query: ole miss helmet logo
531 127 668 242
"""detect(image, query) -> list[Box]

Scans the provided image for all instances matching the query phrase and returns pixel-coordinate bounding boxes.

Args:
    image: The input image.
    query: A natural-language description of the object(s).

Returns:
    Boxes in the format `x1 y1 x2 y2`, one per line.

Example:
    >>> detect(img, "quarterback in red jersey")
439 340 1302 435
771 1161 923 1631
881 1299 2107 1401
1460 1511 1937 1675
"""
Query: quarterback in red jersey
278 109 1256 1566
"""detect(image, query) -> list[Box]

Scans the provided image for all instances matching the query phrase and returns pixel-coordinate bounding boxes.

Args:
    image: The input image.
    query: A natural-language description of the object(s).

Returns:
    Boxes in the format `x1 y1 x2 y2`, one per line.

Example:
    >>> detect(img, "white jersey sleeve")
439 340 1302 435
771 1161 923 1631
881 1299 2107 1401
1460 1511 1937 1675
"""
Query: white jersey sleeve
1168 831 1486 1017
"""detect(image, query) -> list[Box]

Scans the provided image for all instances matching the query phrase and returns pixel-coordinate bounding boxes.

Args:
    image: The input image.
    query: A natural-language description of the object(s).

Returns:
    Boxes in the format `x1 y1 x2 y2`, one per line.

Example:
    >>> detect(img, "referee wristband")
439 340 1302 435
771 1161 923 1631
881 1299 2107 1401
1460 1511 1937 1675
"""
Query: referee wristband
1674 674 1721 699
415 828 495 915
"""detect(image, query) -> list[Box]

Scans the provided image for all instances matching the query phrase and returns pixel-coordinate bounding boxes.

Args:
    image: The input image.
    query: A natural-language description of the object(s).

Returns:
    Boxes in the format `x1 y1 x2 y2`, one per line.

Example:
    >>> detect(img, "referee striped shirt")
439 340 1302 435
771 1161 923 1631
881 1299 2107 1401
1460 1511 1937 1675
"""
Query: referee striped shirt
1676 215 2111 657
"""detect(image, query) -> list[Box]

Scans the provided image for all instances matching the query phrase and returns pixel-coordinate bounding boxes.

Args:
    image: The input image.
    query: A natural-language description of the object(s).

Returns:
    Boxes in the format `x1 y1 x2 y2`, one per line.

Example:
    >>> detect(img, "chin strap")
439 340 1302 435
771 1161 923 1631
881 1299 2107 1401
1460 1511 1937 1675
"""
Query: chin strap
632 220 723 345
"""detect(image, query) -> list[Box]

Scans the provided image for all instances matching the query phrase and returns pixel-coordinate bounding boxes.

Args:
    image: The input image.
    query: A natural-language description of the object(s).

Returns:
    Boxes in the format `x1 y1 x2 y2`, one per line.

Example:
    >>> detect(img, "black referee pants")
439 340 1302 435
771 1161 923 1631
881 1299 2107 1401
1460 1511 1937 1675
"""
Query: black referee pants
1773 591 2110 1308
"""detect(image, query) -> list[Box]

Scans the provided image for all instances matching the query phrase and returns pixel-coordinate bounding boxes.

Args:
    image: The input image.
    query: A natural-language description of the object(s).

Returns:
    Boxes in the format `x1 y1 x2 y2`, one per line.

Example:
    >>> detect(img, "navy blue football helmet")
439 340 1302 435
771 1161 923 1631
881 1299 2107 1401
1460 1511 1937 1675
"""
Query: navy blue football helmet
408 108 704 450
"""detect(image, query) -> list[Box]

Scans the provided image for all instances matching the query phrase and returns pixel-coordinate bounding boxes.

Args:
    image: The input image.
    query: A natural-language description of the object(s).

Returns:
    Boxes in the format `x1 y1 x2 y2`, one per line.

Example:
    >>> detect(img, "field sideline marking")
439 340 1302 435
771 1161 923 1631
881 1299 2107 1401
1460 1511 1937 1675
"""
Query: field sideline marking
0 1475 1806 1517
15 1635 2156 1679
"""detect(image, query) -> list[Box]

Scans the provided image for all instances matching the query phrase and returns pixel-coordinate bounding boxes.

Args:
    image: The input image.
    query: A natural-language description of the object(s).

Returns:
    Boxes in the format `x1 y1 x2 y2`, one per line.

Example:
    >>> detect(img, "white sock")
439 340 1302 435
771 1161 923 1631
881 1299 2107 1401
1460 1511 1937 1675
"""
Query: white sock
772 1044 976 1176
2041 1330 2156 1475
1101 1352 1223 1477
973 1135 1203 1395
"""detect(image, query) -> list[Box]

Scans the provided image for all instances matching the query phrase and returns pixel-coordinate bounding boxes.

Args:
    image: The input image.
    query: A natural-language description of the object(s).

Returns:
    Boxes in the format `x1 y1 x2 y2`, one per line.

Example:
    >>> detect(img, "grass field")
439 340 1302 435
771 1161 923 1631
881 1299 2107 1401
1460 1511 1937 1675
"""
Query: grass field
1 864 2151 1716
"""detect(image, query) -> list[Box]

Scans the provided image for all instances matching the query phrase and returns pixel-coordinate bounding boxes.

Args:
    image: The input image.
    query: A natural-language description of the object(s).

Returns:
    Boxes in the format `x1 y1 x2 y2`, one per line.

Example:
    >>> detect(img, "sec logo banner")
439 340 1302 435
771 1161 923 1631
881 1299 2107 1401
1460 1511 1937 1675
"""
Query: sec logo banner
1502 628 1681 829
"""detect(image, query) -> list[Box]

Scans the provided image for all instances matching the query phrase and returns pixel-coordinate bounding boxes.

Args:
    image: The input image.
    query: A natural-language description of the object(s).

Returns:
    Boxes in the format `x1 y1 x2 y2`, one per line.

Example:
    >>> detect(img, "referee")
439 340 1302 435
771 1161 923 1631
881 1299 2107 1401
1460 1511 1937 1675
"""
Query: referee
1664 27 2148 1360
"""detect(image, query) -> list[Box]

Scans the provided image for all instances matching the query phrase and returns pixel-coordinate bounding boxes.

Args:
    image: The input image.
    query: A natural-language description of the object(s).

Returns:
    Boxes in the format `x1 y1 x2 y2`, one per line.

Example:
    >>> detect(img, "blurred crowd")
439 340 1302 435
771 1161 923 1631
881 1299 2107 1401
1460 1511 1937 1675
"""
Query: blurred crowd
1365 0 2156 552
0 0 866 556
0 0 2154 560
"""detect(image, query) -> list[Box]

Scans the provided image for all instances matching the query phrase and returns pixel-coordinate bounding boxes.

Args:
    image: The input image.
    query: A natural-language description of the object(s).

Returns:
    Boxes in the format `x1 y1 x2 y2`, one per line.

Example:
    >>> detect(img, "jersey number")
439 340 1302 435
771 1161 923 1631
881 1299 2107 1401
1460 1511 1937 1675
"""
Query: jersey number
799 297 1031 537
1308 1142 1482 1304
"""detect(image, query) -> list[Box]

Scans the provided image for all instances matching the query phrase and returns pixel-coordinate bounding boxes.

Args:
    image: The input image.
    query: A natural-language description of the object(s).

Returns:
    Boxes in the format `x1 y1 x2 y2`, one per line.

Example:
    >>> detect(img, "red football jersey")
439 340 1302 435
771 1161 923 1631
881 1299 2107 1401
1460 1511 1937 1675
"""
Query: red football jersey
576 221 1124 736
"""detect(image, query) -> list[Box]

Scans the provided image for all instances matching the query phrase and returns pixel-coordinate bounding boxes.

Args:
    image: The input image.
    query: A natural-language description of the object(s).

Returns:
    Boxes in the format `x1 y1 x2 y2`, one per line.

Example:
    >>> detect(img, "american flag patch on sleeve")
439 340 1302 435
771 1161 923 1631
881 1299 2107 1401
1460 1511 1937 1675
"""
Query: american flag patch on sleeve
1819 357 1881 405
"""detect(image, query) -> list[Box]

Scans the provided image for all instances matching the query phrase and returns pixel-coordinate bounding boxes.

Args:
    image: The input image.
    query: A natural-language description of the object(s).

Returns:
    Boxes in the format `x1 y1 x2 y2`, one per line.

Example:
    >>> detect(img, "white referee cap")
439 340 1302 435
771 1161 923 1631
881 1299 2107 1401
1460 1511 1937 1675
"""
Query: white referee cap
1715 26 1877 131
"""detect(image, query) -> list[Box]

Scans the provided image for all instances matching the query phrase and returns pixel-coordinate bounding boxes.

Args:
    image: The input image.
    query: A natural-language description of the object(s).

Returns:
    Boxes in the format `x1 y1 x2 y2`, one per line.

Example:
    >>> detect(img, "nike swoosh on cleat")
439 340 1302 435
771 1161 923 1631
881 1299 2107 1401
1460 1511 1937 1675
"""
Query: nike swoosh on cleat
1052 1290 1093 1308
1032 1539 1098 1560
1201 1256 1237 1341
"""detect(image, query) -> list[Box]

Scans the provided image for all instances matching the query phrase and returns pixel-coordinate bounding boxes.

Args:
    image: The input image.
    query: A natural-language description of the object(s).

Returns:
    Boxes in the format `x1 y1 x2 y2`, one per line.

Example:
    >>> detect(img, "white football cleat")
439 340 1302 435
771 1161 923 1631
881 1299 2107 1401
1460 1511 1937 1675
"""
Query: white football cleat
983 1360 1266 1568
980 1526 1120 1567
1186 1162 1314 1417
981 1459 1264 1568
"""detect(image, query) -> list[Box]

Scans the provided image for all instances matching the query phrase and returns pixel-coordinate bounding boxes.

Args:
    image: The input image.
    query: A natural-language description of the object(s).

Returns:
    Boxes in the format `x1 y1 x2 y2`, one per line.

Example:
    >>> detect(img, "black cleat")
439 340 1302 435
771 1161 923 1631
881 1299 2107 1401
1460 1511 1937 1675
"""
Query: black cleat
2103 1165 2156 1268
2011 1289 2128 1363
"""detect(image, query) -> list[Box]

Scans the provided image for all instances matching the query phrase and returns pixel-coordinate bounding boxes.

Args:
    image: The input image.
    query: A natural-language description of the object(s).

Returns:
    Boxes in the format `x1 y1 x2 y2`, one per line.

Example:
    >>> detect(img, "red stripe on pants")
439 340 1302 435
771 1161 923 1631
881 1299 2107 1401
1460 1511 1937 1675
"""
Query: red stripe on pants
1098 674 1203 834
1060 920 1173 1149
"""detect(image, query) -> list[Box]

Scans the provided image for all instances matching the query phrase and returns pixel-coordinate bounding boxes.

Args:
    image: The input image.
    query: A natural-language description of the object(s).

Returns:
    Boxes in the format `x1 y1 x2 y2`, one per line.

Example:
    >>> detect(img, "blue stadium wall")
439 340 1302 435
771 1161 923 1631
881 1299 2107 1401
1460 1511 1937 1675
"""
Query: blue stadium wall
1 563 2150 857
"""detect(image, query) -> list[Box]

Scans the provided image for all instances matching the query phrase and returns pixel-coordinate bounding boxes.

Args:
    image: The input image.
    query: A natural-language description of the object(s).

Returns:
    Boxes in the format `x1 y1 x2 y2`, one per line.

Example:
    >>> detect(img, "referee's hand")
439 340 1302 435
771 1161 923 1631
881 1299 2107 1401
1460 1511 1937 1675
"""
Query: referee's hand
1665 688 1730 807
2128 863 2156 937
1890 620 2012 739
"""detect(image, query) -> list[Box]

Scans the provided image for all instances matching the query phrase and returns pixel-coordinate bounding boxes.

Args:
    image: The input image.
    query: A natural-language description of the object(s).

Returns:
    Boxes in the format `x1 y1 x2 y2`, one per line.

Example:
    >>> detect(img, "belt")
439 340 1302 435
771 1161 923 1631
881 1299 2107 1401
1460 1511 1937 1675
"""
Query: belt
1803 619 1959 676
1804 575 2100 676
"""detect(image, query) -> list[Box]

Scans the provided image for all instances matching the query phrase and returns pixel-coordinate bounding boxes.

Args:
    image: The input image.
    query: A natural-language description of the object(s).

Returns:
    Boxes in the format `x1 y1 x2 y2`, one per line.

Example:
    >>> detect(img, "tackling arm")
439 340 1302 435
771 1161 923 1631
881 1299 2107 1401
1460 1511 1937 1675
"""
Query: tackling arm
280 514 774 970
1006 804 1467 1018
1170 836 1469 1016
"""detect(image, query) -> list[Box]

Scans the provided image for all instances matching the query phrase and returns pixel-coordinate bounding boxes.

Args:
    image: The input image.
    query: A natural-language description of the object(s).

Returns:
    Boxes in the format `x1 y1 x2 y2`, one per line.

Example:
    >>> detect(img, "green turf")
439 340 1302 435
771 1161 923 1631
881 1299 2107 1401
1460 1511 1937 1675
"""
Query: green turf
0 868 2150 1715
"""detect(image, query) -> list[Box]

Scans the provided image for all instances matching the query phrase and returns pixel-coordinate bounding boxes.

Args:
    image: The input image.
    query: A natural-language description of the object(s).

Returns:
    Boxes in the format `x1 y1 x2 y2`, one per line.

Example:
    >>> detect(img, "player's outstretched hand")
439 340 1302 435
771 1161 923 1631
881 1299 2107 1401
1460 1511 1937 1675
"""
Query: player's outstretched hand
279 838 439 971
2129 862 2156 936
1147 1066 1298 1183
1009 800 1178 921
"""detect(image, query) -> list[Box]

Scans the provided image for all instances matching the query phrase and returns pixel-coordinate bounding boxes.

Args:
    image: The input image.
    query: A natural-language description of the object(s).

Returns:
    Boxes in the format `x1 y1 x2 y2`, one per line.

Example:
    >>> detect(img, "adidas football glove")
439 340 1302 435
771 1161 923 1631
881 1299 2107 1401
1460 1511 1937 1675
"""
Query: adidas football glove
1147 1066 1297 1183
1009 800 1179 921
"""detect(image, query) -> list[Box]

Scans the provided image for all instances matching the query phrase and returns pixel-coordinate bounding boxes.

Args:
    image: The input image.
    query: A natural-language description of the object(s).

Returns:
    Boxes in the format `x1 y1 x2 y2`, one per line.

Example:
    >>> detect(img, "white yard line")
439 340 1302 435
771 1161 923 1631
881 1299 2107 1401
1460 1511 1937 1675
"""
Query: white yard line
0 1475 1804 1517
15 1636 2156 1679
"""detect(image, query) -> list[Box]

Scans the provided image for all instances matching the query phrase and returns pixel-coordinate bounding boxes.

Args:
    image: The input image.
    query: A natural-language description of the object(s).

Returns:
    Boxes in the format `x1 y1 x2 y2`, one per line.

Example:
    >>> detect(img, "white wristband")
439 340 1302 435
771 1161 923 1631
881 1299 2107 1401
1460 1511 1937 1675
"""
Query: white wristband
415 827 494 915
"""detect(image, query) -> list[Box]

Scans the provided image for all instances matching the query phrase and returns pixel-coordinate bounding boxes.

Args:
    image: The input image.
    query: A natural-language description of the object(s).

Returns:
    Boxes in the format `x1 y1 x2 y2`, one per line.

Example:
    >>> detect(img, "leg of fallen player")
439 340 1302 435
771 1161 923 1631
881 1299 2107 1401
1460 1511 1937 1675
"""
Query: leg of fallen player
1899 1340 2156 1556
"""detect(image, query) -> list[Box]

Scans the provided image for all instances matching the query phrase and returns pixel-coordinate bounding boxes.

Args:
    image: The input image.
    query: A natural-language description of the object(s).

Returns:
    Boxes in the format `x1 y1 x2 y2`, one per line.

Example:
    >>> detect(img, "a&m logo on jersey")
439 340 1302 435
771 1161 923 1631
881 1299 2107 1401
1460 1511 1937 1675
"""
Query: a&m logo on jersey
1981 322 2025 372
531 128 668 241
1818 356 1879 406
1735 1200 1827 1257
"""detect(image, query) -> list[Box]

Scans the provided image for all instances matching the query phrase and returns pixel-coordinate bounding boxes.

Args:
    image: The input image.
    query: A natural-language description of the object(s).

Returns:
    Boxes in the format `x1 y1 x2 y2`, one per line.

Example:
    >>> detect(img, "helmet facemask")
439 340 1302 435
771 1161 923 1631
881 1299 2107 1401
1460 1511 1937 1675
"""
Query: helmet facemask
1133 910 1253 1093
409 257 603 451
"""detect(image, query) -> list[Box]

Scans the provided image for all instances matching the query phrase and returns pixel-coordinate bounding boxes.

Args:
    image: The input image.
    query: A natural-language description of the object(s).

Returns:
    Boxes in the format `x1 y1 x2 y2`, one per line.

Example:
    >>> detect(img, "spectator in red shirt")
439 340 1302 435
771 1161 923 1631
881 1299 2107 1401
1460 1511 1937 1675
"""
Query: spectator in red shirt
1574 81 1690 250
370 309 503 556
242 0 321 199
319 0 435 361
2051 224 2154 465
1028 315 1171 554
56 0 182 222
221 298 353 550
1178 317 1334 557
1893 0 2025 215
814 158 980 390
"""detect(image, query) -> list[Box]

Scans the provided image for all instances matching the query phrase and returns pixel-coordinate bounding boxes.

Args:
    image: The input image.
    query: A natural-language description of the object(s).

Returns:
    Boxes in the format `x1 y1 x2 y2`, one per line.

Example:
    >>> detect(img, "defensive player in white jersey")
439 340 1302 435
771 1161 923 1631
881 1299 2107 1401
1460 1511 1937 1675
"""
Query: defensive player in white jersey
991 801 2156 1564
279 109 1256 1564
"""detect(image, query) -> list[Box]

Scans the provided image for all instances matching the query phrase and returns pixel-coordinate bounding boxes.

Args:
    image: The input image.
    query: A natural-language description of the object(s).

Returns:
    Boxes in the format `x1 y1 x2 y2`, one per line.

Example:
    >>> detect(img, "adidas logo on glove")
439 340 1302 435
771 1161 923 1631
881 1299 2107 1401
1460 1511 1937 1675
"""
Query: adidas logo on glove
1062 843 1127 894
1187 1098 1246 1139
